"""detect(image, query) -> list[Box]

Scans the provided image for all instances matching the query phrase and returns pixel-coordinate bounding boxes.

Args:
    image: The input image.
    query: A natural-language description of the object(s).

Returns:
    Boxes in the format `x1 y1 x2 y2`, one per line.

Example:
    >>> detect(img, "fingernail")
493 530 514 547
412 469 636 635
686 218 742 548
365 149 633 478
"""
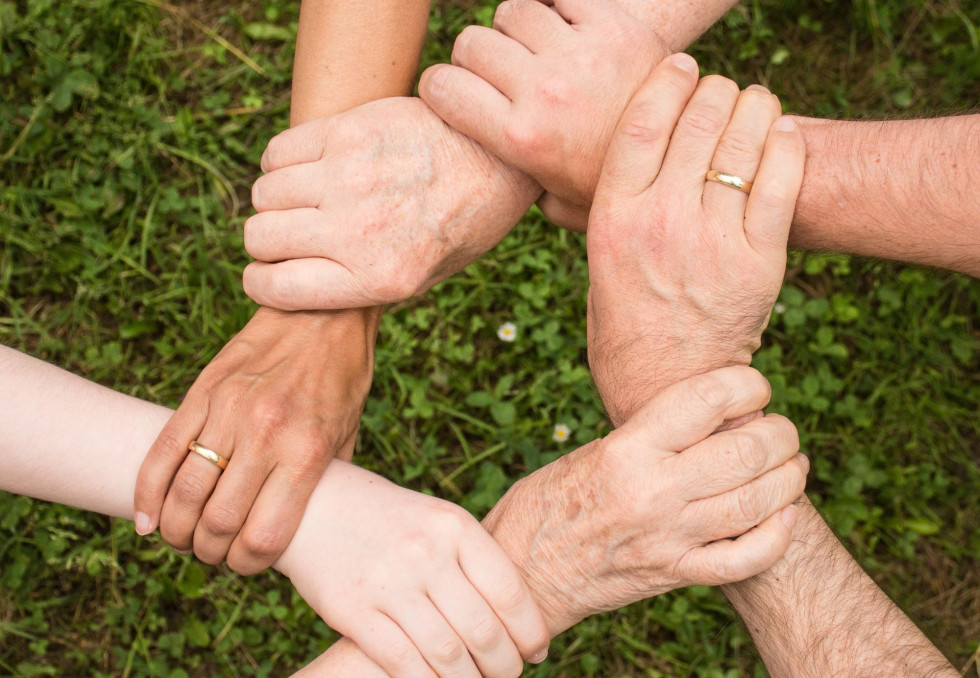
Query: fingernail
797 453 810 474
135 512 153 536
773 116 797 132
174 548 192 556
746 84 770 94
669 53 698 75
780 505 798 529
530 649 548 664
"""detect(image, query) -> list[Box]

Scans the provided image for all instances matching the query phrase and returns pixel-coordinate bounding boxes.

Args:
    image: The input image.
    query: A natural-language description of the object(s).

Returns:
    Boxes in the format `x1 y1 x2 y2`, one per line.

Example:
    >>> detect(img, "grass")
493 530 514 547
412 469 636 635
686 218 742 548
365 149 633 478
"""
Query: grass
1 0 979 675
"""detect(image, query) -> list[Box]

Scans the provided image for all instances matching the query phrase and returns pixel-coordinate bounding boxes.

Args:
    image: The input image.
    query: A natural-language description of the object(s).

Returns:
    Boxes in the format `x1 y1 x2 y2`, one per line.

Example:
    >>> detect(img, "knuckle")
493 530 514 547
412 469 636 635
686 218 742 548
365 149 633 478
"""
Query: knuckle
717 131 759 160
250 401 291 439
386 639 425 675
688 372 731 411
171 470 213 506
432 636 466 665
503 119 542 157
152 429 189 458
729 431 766 477
240 524 288 560
679 101 729 139
201 504 245 539
469 615 505 652
619 102 669 146
493 573 530 613
734 483 768 525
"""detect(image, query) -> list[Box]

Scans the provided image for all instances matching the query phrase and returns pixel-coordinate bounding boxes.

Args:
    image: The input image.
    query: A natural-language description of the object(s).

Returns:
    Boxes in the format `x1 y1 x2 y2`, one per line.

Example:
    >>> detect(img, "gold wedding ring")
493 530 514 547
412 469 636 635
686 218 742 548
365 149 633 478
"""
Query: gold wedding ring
705 169 753 195
188 441 229 470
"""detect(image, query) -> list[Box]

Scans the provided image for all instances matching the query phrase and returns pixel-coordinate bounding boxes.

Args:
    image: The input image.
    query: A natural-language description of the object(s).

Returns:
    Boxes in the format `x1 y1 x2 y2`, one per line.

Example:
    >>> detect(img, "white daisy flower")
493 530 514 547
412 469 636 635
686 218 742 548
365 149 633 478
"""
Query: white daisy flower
497 322 517 343
773 303 787 314
552 423 571 443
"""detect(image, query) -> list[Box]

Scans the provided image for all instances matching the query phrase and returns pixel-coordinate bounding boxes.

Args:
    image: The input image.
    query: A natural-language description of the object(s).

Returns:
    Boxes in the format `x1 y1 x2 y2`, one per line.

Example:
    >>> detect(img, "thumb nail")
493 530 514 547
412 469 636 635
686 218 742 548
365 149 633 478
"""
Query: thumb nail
134 512 153 536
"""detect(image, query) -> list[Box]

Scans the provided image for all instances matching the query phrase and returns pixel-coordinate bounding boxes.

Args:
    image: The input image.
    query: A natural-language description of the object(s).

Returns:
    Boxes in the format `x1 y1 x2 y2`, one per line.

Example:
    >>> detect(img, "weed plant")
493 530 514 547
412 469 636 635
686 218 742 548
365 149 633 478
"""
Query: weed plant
1 0 978 675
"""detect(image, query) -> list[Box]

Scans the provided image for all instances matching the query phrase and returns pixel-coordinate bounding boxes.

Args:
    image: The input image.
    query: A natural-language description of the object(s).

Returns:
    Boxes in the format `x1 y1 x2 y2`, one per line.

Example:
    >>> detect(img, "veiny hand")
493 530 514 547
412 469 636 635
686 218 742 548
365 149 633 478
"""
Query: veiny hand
134 306 379 574
275 460 550 678
586 55 806 425
420 0 668 231
483 366 806 635
242 96 539 311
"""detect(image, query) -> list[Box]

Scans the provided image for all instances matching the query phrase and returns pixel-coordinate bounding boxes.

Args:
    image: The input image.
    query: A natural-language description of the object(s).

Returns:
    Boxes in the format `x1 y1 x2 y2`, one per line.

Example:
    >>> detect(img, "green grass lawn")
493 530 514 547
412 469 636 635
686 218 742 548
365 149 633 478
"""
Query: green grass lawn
1 0 979 675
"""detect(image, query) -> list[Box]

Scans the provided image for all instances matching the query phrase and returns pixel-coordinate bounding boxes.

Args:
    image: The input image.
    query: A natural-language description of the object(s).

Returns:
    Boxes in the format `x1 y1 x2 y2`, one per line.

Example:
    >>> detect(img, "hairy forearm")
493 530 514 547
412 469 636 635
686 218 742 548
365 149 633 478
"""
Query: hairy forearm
722 498 957 677
790 115 980 276
617 0 738 52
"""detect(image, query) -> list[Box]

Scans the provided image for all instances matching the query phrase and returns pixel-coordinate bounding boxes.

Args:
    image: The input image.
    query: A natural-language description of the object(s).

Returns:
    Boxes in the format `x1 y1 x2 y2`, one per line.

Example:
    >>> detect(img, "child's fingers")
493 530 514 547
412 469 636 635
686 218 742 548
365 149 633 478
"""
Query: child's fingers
346 611 439 678
458 530 551 664
428 573 525 677
743 116 806 254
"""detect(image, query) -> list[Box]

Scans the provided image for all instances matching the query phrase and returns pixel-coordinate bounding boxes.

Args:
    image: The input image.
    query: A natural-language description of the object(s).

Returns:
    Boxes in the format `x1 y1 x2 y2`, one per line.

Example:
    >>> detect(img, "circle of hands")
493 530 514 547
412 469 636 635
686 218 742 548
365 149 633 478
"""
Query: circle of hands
133 1 811 675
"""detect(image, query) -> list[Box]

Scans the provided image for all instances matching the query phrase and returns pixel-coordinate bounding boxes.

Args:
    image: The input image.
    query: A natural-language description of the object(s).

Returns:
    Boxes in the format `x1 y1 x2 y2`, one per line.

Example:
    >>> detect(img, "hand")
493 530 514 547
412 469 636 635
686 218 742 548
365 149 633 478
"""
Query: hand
586 55 806 425
134 306 379 574
419 0 668 231
242 97 540 311
275 461 550 678
483 367 807 635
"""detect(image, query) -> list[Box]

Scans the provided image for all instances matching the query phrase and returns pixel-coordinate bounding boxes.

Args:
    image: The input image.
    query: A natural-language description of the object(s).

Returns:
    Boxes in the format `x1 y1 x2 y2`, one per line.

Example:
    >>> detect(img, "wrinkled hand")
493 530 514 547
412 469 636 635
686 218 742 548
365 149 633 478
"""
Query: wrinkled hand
134 306 378 574
420 0 668 231
586 55 806 425
484 367 806 635
275 460 550 678
242 97 539 311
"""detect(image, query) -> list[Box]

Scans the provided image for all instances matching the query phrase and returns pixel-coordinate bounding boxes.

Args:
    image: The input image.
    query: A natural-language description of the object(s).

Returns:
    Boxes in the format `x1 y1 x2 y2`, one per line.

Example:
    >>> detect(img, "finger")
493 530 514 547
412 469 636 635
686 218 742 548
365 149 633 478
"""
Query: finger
691 453 809 540
703 85 782 218
594 53 699 200
458 530 551 664
134 394 208 534
386 593 482 678
242 259 377 311
192 449 271 566
346 612 438 678
158 428 231 551
657 73 740 192
428 573 523 677
243 208 333 263
549 0 613 25
451 25 532 97
418 64 510 154
617 366 772 452
251 161 332 212
537 192 588 232
260 118 334 173
675 413 800 501
744 115 806 254
680 505 799 586
493 0 572 53
226 462 322 575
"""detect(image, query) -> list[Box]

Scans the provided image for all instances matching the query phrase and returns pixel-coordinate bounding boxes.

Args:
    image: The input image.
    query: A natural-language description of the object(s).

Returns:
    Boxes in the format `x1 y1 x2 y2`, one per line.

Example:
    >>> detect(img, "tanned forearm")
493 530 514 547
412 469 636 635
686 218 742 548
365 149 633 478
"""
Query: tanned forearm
791 115 980 277
291 0 431 126
722 498 957 677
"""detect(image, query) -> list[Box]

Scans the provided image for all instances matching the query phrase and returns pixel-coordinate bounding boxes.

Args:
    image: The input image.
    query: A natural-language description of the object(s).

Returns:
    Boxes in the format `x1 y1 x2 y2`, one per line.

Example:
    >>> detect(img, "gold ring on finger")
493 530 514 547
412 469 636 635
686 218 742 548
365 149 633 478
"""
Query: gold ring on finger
705 169 753 195
188 441 229 471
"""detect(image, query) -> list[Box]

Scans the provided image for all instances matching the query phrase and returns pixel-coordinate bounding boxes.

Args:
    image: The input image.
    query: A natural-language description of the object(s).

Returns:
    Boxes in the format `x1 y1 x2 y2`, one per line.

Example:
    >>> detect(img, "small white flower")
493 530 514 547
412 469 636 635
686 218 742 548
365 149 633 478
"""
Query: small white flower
552 423 571 443
497 322 517 343
773 303 787 314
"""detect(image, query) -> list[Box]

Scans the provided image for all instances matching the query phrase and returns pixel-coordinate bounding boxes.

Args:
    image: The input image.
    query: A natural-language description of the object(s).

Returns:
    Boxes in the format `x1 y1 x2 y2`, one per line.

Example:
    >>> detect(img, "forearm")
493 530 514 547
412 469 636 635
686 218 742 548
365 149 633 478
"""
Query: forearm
291 0 431 126
722 497 957 677
790 115 980 276
617 0 738 52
